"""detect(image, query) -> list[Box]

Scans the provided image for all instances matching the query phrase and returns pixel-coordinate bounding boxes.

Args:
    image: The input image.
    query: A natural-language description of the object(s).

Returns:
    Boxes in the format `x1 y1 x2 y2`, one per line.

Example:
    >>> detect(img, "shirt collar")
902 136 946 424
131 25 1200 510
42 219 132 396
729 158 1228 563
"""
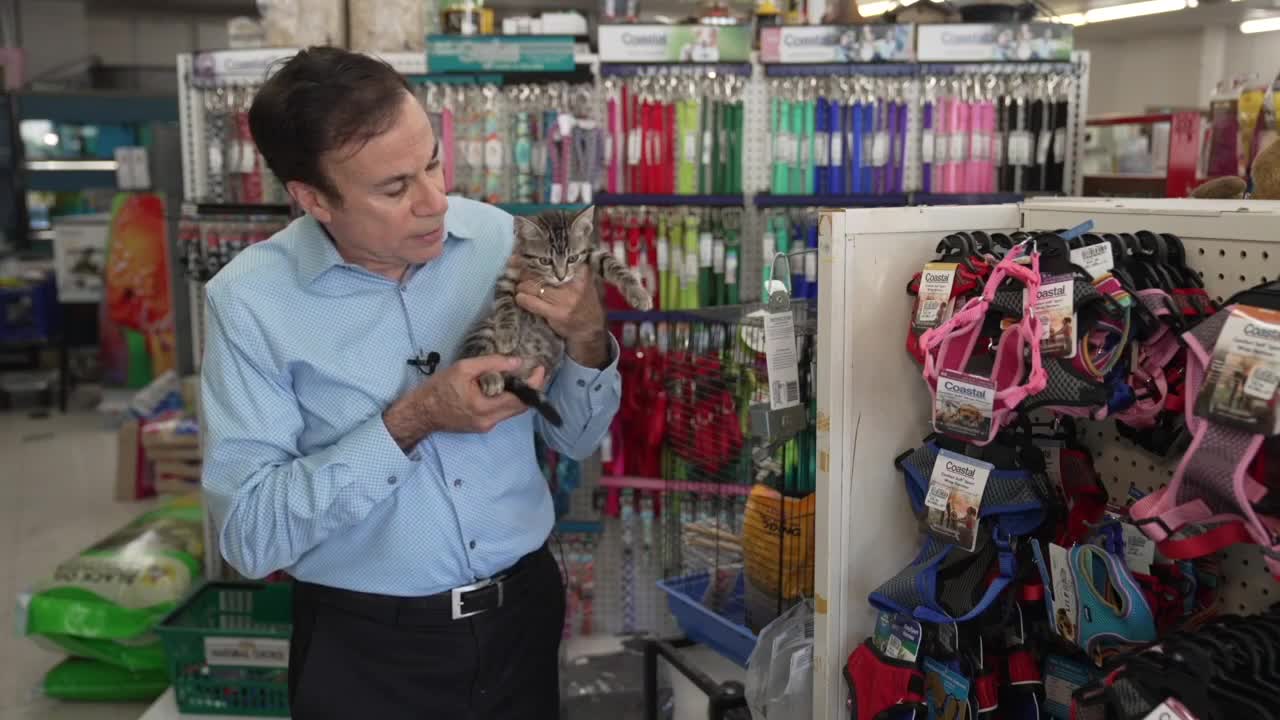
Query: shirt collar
295 201 476 286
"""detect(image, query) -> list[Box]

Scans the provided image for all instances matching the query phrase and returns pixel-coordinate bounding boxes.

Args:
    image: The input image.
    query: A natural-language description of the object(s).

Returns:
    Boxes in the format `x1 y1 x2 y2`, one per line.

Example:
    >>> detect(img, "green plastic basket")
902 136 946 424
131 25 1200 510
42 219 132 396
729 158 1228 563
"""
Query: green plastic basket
155 581 293 717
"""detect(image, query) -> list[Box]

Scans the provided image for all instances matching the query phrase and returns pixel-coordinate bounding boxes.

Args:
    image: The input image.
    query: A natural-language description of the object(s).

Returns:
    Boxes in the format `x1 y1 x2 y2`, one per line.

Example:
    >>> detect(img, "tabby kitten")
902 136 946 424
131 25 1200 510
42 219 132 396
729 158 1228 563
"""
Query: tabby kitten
459 207 652 427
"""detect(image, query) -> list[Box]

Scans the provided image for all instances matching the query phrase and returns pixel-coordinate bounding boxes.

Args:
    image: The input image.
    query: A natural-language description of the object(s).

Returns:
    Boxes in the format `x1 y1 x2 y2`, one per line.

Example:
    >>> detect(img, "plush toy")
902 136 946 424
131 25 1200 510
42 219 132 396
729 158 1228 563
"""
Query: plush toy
1190 137 1280 199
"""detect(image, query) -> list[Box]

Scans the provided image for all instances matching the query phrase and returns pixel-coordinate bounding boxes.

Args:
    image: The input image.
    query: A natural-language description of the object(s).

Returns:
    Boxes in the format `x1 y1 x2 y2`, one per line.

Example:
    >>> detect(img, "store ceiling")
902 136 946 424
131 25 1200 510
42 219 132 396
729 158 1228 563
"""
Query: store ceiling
83 0 256 15
1065 0 1280 38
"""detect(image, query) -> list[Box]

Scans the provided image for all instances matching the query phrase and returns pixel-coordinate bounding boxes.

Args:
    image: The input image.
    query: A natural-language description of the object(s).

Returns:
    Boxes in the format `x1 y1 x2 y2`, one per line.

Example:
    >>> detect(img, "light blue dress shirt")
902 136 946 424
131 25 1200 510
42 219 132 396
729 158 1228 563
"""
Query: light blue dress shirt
200 197 620 596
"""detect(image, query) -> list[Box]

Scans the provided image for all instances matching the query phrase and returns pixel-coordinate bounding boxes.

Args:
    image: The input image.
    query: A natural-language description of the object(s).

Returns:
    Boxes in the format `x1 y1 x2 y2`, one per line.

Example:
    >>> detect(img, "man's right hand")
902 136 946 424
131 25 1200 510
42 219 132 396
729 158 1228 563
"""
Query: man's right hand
383 355 547 452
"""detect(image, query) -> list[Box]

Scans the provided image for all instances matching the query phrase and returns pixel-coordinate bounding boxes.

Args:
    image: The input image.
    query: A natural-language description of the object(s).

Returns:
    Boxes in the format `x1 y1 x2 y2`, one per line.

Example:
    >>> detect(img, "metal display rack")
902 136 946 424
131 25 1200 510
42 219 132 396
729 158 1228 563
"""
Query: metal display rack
812 197 1280 720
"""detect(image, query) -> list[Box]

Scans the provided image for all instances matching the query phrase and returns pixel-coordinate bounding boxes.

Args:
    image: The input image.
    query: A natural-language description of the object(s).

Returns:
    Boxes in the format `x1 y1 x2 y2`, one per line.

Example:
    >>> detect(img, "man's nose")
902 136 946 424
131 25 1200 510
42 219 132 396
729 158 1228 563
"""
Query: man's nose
411 177 448 216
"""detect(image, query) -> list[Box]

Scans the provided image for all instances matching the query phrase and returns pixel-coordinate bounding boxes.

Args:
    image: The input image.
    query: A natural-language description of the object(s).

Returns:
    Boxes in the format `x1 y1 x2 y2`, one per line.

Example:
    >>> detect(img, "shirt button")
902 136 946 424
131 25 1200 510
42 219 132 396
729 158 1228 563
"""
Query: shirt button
469 540 477 550
399 285 407 293
576 379 586 387
594 384 602 391
409 450 422 461
454 478 463 488
387 475 398 485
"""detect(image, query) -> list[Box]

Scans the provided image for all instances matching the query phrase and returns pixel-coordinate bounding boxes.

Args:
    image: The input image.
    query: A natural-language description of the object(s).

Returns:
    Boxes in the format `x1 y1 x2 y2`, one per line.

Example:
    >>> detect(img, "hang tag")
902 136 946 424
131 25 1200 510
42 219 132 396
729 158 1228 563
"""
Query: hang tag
830 135 844 166
208 145 224 175
1053 128 1067 163
699 232 713 268
628 129 642 165
684 132 698 163
550 183 565 205
872 132 890 167
233 142 256 174
725 251 738 285
601 430 614 463
657 237 670 271
484 138 504 170
923 658 971 720
1037 131 1052 166
992 133 1005 167
873 612 922 663
913 262 958 330
862 133 873 163
580 184 594 205
1044 655 1096 720
1195 305 1280 434
1111 514 1155 575
1037 439 1064 492
949 133 968 163
814 132 830 166
685 250 699 284
1070 243 1115 280
922 130 936 164
1024 275 1077 358
566 182 581 204
799 135 811 167
467 140 485 168
613 238 626 265
713 238 726 274
1008 131 1033 166
703 130 714 166
934 370 995 442
1049 544 1079 645
925 449 992 552
971 134 991 162
764 308 802 410
1142 698 1200 720
558 113 576 137
804 250 817 283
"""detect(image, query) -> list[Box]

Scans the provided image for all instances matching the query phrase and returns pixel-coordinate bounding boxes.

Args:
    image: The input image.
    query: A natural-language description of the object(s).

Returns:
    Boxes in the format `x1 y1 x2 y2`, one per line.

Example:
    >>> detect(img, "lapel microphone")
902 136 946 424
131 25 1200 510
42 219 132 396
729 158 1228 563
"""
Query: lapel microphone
408 351 441 376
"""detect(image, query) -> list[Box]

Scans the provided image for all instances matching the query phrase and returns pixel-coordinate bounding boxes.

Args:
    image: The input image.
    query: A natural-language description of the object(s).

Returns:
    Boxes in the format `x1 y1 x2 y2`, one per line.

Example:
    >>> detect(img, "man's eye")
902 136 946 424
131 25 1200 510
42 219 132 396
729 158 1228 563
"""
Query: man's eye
386 184 407 197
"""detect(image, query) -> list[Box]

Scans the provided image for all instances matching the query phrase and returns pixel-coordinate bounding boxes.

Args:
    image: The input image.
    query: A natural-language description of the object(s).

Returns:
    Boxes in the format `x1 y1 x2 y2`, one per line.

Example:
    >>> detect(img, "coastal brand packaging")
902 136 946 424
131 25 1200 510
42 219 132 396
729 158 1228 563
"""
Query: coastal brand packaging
597 25 752 63
759 25 914 63
917 23 1073 62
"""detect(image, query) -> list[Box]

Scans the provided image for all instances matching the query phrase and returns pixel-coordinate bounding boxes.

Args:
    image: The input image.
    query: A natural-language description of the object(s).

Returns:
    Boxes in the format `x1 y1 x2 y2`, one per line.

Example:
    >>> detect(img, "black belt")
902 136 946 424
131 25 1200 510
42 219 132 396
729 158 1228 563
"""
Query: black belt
295 544 547 626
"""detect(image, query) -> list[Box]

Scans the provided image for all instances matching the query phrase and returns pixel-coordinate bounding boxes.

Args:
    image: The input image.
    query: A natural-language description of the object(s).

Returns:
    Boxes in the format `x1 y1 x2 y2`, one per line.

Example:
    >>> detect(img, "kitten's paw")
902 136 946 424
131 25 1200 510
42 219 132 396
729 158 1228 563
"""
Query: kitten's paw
495 336 518 355
479 372 505 398
627 288 654 311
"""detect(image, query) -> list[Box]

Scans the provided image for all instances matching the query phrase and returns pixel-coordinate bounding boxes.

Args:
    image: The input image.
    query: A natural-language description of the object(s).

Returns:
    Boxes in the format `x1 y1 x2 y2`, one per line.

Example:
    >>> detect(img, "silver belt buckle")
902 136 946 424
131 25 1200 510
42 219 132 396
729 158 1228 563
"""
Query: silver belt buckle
450 577 503 620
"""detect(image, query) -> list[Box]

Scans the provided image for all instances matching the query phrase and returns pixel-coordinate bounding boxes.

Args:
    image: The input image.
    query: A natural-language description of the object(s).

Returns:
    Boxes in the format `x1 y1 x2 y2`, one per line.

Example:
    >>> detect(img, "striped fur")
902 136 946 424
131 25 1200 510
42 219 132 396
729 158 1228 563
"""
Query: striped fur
459 206 651 425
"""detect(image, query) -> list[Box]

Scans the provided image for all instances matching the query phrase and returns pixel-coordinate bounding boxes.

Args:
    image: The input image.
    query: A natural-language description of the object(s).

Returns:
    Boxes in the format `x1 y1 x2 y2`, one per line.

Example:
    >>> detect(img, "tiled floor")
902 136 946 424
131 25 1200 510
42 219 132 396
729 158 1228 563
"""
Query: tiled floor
1 410 157 720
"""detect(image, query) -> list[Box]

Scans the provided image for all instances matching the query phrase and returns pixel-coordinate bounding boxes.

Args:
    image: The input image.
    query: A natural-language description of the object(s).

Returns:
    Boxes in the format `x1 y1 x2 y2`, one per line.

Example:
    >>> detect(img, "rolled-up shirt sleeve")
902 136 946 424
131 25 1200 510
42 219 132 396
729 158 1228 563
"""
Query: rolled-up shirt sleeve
537 333 622 460
201 289 415 580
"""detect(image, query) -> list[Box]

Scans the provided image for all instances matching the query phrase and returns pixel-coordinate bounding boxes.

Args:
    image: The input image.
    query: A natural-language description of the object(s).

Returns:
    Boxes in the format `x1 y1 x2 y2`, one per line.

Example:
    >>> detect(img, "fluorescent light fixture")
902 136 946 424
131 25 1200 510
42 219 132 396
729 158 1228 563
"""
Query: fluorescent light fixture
859 1 896 15
1242 15 1280 32
1083 0 1187 22
1187 0 1198 7
42 132 58 146
1055 12 1088 24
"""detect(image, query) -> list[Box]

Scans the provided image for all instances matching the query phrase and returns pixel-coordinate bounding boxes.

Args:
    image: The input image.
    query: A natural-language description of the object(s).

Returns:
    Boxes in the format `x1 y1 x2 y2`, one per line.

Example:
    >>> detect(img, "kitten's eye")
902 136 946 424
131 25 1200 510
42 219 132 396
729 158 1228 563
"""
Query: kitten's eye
539 258 552 265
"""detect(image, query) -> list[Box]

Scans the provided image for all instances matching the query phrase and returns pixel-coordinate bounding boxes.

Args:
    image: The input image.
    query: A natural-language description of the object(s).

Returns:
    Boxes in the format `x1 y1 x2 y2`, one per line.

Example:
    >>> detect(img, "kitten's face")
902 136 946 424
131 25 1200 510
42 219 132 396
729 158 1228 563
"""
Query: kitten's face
514 208 595 285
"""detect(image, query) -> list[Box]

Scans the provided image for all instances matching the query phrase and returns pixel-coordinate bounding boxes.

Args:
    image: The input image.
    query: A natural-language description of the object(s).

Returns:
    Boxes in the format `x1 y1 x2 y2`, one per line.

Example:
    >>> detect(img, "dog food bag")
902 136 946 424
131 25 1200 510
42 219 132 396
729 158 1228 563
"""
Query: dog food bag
43 657 169 702
20 496 204 670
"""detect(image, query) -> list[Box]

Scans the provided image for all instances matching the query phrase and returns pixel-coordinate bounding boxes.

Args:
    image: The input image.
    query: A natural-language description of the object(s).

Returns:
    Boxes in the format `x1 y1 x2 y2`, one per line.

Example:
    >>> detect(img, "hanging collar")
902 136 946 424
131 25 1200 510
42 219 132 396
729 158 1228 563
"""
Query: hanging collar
294 198 478 286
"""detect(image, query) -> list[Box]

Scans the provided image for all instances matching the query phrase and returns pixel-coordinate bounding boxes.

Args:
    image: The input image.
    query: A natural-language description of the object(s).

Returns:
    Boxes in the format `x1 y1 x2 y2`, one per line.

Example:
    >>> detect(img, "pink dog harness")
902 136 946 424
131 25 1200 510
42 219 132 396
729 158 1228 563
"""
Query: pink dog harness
1130 307 1280 575
919 244 1048 445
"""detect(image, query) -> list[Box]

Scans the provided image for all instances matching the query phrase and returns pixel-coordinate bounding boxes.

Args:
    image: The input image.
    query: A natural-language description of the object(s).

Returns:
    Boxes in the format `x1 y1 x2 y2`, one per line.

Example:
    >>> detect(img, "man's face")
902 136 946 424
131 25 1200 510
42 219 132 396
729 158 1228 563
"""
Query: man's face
294 90 448 278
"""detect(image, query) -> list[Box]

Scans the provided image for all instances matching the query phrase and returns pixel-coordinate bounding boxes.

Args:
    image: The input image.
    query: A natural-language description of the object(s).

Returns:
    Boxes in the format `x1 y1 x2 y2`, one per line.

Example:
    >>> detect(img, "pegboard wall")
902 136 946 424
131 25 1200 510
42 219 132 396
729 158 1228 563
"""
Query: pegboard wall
1021 198 1280 618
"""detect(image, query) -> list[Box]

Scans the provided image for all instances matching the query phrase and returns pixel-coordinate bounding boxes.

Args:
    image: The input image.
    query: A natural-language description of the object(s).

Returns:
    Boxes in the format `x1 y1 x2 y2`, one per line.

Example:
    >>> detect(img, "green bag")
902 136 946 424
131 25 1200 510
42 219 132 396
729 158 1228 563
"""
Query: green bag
43 657 169 702
23 496 204 671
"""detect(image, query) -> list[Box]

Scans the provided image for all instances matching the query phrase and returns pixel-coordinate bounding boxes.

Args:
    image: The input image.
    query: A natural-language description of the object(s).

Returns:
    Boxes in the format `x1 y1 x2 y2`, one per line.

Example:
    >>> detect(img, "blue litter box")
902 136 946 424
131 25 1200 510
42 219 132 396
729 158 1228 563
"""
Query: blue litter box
657 572 757 667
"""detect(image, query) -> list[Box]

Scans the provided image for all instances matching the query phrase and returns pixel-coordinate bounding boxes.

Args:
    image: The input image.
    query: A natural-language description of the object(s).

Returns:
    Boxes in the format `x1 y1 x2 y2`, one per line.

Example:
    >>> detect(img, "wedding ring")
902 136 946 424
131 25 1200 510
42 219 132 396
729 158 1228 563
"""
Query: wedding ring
538 284 547 298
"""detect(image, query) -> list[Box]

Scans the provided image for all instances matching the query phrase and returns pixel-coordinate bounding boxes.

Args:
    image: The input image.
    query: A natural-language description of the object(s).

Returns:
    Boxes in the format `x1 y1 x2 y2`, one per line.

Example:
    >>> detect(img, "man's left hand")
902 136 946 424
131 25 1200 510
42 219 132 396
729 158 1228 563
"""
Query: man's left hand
515 265 610 369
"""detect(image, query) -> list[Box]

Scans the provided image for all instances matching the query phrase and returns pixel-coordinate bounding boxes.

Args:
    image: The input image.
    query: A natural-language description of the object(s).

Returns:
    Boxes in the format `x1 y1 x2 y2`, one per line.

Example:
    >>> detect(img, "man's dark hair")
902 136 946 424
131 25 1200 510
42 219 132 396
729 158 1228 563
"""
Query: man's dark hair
249 46 412 201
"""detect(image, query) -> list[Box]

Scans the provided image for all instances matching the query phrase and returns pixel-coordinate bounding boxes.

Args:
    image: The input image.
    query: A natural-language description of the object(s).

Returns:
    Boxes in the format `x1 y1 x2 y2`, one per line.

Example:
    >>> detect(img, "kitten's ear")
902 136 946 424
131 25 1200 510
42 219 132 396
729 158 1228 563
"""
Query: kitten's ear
513 215 542 242
570 206 595 243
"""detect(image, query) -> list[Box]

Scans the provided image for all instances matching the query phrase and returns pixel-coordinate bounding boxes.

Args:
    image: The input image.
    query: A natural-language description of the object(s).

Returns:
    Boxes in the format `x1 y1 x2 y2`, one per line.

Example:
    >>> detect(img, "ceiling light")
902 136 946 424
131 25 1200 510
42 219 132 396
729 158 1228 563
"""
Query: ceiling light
42 132 58 146
1055 12 1088 24
1242 15 1280 32
1084 0 1187 22
859 1 896 15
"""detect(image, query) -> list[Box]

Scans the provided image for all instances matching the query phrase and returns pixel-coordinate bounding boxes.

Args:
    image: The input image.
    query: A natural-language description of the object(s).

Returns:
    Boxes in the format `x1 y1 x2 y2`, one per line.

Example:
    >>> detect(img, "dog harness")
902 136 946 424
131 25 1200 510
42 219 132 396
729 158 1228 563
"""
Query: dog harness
845 639 927 720
1130 308 1280 576
1068 544 1157 660
919 245 1048 446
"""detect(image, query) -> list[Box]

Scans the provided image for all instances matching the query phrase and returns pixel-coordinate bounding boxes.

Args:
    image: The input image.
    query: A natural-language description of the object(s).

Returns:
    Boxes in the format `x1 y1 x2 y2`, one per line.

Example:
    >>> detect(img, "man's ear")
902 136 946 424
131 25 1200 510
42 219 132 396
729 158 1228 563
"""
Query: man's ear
570 206 595 242
287 180 335 224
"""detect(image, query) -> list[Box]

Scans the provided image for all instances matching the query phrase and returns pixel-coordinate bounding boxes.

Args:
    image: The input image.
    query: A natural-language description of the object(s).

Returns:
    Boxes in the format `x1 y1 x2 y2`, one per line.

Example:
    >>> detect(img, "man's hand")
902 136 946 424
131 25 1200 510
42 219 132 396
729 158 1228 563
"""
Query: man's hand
383 356 548 452
515 265 610 368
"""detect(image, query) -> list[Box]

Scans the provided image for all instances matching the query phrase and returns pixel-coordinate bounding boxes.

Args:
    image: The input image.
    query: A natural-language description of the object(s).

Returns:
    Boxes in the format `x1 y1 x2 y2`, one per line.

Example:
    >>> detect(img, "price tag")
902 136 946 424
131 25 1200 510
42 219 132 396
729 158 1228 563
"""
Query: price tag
1194 305 1280 434
233 142 256 174
921 130 936 164
1054 128 1068 163
550 183 564 204
725 252 738 285
924 449 992 552
208 145 224 176
1038 440 1063 491
628 129 643 165
1024 275 1077 358
764 307 802 410
1008 131 1033 166
972 134 991 162
1070 243 1115 280
684 133 698 163
913 262 958 330
699 232 713 268
703 130 714 166
934 370 995 442
799 135 811 167
949 133 968 163
557 113 576 137
872 132 890 167
685 250 699 284
1037 131 1053 166
804 249 817 283
713 238 726 274
830 135 844 166
657 238 670 272
993 133 1005 167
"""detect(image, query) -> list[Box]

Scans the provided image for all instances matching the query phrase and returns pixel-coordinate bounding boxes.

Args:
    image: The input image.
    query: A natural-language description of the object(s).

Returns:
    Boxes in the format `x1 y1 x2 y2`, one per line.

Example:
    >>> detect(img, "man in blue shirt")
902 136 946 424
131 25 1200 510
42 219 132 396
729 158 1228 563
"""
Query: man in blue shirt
201 47 620 720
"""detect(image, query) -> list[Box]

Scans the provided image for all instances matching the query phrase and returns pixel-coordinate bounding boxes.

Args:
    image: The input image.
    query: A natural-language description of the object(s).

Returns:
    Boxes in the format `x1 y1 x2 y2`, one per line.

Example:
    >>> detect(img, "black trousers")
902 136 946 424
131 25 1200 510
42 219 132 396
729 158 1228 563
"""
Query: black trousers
288 545 565 719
